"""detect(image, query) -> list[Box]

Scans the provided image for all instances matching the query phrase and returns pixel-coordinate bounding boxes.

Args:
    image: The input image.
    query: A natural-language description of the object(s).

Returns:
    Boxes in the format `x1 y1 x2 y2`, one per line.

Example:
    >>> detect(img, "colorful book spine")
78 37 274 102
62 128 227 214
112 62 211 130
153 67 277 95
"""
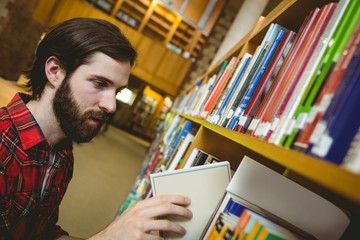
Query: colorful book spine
211 53 252 125
247 8 320 138
236 31 296 133
228 29 286 130
201 57 238 119
268 2 338 145
292 0 360 151
309 44 360 164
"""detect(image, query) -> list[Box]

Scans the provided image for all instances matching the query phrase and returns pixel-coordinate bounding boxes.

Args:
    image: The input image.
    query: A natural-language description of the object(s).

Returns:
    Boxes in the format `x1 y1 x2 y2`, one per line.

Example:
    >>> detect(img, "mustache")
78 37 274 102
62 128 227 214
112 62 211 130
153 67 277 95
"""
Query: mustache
84 110 109 122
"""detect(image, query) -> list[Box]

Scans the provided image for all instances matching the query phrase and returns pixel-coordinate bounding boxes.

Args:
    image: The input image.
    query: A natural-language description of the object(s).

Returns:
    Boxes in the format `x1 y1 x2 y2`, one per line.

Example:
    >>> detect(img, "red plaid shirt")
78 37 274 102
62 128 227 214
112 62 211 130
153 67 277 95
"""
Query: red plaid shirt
0 93 74 239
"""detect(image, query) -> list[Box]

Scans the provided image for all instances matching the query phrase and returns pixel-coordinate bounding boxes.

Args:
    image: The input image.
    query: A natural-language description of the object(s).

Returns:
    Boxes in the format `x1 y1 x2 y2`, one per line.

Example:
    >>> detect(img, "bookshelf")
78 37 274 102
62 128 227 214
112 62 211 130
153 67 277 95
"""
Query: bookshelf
86 0 225 58
119 0 360 238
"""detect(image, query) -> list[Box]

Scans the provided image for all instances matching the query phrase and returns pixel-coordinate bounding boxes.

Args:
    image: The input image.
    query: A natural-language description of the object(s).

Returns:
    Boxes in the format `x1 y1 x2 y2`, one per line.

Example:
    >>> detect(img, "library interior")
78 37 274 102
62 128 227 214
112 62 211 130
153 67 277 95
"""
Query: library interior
0 0 359 239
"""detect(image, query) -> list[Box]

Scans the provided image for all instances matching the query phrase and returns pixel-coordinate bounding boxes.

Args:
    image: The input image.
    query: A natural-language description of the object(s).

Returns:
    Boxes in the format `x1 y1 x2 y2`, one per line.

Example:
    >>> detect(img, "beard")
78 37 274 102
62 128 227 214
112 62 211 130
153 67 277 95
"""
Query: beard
53 77 109 143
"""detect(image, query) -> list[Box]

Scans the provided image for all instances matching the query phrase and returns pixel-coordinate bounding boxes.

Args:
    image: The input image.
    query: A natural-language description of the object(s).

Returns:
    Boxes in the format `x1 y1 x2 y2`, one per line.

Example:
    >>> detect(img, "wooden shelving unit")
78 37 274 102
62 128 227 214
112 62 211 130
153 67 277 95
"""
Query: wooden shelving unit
86 0 224 59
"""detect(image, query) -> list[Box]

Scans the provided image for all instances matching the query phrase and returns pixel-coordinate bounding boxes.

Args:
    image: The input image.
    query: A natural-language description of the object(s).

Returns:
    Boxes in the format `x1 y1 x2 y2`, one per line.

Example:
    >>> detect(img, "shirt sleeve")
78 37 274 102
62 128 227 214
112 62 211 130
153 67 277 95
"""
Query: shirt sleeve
52 224 69 239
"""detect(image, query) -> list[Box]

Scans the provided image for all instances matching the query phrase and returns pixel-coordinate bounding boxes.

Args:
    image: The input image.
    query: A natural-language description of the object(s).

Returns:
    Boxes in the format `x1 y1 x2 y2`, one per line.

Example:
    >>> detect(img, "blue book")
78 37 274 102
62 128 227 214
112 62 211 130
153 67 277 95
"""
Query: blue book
164 120 195 160
227 30 286 130
213 54 252 125
310 45 360 164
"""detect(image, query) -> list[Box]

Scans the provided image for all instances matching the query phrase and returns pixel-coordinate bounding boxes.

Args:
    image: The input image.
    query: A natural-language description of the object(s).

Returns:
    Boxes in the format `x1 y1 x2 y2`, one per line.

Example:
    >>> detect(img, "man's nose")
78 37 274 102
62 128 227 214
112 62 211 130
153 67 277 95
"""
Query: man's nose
99 91 117 113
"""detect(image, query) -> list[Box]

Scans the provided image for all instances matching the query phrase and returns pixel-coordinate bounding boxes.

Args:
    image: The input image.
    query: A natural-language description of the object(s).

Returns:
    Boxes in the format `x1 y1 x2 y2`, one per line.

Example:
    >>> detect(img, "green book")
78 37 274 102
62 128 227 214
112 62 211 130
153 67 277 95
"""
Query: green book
282 0 360 147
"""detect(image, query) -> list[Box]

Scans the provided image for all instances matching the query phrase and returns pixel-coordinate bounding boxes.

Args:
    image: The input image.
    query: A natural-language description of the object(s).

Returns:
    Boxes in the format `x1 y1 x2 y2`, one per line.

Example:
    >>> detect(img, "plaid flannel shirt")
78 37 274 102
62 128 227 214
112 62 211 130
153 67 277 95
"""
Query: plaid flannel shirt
0 93 74 239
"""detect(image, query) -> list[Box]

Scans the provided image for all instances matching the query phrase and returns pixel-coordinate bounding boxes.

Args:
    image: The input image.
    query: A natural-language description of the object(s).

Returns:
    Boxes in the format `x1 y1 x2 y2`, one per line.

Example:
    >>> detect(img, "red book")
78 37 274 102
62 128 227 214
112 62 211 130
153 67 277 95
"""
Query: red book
293 19 360 150
201 56 238 118
246 8 320 138
265 3 336 142
235 31 296 133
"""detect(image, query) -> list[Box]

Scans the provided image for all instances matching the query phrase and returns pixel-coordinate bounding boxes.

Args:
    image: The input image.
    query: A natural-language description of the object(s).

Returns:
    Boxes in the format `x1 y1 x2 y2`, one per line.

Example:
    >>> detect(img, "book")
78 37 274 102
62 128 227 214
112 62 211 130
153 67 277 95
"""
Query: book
236 31 296 133
196 61 228 118
268 2 339 145
219 24 284 129
181 148 221 169
150 161 232 240
222 25 286 130
342 128 360 174
291 0 360 150
216 53 252 127
247 8 321 138
163 120 199 169
192 75 217 117
202 156 350 240
309 44 360 164
228 29 286 130
167 131 195 170
201 57 238 119
207 58 241 124
206 198 303 240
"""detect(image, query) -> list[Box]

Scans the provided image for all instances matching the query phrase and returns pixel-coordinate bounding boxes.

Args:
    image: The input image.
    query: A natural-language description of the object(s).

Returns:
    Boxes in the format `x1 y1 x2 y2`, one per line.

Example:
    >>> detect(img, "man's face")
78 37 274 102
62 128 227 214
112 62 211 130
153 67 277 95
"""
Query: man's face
53 52 131 143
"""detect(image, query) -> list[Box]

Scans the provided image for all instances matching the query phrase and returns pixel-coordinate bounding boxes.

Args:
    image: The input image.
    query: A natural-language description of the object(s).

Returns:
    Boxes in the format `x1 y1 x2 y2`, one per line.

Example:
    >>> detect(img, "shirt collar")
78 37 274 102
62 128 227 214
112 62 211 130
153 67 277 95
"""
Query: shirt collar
7 93 47 150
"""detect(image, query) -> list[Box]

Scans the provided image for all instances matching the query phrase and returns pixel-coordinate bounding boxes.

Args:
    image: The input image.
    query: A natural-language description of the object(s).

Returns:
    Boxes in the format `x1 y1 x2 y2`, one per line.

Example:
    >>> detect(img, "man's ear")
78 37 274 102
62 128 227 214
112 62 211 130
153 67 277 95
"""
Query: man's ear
45 56 66 87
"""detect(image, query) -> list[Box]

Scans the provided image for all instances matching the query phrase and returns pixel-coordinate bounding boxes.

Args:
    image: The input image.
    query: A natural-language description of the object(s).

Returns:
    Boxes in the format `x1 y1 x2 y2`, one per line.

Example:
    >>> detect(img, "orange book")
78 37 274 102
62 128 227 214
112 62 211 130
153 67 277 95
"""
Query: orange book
201 57 238 118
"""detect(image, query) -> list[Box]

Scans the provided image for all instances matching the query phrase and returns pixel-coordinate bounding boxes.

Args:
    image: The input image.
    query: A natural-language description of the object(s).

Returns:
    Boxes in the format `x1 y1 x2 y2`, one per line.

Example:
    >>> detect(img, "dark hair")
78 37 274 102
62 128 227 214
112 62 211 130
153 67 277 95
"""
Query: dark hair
26 17 137 99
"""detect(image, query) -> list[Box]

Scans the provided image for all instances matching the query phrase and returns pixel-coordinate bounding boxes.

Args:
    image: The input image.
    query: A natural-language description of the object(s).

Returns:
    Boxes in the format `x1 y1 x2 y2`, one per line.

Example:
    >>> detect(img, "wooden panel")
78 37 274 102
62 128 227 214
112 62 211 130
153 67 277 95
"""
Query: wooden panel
136 36 166 73
183 0 209 24
32 0 58 25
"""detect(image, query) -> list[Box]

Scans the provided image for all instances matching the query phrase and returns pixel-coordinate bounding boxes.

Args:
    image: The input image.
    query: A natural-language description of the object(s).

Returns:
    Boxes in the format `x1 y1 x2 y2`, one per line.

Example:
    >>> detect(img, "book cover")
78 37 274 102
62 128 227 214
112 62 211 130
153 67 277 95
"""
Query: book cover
203 155 350 240
150 161 232 240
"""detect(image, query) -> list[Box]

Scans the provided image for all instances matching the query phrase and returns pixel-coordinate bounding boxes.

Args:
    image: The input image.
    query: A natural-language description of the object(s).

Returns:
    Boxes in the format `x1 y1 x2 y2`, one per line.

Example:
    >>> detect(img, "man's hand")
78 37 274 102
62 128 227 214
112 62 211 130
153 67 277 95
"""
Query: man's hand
89 195 192 240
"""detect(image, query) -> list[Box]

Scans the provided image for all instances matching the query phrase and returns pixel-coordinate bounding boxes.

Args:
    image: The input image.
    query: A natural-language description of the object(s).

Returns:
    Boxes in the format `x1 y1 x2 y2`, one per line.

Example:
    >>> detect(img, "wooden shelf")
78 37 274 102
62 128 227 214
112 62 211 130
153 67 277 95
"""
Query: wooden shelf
181 114 360 214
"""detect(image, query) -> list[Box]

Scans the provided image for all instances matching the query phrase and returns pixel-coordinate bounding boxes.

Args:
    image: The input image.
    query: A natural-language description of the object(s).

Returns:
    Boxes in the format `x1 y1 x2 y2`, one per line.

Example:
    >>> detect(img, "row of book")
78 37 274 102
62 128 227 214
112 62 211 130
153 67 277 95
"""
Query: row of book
207 200 301 240
116 108 350 239
172 0 360 172
119 133 351 239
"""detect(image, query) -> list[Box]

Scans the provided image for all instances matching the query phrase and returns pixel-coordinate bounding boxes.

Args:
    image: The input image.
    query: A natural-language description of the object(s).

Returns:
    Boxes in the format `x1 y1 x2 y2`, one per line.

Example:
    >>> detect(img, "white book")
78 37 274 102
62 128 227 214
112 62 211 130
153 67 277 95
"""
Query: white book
224 156 349 240
150 161 231 240
167 133 195 171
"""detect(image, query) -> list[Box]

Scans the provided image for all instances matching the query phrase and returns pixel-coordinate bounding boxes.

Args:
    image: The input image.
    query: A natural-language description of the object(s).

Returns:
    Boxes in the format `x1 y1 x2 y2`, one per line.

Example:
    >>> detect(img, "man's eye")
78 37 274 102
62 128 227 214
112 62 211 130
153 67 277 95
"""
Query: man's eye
94 81 107 88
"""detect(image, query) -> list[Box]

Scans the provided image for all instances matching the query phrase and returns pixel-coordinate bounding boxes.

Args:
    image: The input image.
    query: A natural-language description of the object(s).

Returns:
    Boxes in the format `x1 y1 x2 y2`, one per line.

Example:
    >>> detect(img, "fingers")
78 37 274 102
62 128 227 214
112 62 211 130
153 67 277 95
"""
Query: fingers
145 219 186 236
140 201 193 220
140 194 191 207
142 234 164 240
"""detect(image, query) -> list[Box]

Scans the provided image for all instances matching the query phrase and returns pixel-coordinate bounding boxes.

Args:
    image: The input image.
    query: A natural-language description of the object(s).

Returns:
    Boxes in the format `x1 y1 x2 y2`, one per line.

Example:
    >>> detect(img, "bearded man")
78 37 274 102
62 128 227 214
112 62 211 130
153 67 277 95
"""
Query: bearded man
0 18 192 240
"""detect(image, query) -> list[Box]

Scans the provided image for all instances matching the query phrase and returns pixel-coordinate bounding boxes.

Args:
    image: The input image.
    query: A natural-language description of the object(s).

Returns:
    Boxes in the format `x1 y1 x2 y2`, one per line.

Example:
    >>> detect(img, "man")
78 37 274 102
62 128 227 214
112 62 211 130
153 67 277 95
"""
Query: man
0 18 192 239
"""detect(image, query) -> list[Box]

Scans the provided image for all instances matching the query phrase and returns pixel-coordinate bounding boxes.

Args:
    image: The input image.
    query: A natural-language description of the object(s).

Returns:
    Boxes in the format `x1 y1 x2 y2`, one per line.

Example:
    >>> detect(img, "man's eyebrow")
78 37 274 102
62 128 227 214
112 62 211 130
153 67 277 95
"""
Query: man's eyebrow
90 75 114 85
90 74 128 92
